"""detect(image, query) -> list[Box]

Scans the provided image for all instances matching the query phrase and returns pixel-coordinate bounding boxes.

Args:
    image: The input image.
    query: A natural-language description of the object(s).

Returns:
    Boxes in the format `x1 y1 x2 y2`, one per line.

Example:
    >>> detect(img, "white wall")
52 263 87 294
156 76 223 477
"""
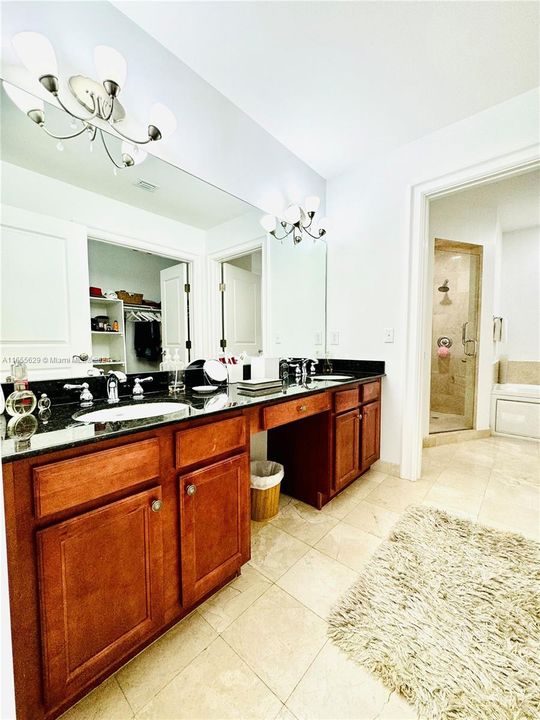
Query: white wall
1 161 205 257
326 88 540 465
499 226 540 360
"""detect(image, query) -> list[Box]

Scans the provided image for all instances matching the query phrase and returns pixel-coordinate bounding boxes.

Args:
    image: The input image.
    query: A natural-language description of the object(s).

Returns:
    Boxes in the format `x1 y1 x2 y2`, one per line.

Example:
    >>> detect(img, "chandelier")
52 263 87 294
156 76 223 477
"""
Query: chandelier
260 196 327 244
3 32 177 171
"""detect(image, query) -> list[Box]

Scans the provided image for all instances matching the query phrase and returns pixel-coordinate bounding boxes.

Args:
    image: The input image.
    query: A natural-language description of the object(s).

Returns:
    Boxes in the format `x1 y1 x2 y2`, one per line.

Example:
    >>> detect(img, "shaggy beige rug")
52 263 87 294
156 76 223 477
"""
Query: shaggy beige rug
328 505 540 720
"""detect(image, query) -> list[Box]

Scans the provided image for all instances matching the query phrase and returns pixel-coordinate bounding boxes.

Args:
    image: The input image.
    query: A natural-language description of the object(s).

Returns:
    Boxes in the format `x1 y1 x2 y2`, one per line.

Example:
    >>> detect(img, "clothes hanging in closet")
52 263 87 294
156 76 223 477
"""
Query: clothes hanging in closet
134 320 162 361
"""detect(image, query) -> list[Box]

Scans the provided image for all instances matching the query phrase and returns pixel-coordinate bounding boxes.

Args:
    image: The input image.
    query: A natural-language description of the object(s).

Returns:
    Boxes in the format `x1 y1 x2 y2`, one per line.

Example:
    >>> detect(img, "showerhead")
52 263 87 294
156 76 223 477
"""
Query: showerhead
438 280 449 293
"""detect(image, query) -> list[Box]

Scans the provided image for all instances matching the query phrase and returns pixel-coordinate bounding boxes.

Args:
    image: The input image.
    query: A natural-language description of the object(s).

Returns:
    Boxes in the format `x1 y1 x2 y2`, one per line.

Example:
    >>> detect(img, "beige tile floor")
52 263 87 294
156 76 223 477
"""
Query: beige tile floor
429 411 467 433
61 435 539 720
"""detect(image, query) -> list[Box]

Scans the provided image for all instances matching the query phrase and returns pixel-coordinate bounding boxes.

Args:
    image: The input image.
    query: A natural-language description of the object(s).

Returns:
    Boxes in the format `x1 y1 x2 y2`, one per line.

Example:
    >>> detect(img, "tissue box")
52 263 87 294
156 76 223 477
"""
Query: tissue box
227 363 244 383
250 357 280 381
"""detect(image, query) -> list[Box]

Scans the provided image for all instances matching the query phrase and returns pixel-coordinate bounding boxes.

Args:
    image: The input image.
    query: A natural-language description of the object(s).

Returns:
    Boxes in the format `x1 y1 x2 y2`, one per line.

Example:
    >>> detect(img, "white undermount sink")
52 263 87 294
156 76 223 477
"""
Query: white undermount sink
312 375 354 381
74 402 190 423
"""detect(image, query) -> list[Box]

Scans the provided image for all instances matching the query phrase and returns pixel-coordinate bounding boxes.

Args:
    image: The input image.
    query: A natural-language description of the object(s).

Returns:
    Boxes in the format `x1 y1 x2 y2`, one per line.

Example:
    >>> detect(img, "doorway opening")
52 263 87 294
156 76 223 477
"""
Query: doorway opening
219 250 262 357
429 240 482 434
87 239 191 373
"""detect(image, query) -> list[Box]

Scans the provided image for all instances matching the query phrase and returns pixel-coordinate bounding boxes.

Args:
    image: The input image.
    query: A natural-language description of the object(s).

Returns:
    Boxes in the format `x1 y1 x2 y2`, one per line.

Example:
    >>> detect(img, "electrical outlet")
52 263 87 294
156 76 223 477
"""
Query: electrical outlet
330 331 340 345
384 328 394 343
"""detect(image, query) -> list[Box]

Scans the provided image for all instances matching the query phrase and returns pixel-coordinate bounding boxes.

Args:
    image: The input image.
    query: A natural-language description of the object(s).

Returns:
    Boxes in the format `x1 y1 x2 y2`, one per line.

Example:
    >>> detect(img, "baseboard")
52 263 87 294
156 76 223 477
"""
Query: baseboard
423 428 491 447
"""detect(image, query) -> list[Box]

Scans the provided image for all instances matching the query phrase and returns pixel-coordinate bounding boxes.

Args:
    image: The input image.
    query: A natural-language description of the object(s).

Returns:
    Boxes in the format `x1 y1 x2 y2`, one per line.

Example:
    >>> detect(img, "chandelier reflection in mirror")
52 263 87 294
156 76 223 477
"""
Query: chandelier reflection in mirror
260 197 327 244
3 32 177 171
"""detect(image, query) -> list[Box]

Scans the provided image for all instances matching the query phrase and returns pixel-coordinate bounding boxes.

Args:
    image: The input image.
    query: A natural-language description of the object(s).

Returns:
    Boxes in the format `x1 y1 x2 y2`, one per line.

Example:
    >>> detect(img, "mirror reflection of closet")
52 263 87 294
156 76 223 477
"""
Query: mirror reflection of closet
87 239 190 374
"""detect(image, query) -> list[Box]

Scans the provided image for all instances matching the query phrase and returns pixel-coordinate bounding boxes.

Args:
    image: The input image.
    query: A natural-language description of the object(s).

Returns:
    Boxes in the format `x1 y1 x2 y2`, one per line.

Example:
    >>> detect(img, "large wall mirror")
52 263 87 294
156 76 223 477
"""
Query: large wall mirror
0 80 326 380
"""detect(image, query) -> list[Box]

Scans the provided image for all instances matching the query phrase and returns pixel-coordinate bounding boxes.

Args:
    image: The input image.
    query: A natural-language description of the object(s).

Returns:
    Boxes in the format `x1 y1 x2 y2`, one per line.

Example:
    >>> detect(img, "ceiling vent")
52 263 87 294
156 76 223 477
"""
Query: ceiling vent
133 179 158 193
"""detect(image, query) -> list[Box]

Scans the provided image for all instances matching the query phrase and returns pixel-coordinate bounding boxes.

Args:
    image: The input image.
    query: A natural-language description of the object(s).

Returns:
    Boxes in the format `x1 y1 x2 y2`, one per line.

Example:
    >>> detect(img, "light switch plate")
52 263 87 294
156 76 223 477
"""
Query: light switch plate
315 332 322 345
275 334 282 344
384 328 394 343
330 331 340 345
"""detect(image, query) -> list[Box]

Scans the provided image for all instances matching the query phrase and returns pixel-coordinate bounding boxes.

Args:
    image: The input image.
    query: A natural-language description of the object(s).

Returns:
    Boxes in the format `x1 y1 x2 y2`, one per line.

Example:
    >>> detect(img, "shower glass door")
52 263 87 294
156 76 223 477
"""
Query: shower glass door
429 240 482 434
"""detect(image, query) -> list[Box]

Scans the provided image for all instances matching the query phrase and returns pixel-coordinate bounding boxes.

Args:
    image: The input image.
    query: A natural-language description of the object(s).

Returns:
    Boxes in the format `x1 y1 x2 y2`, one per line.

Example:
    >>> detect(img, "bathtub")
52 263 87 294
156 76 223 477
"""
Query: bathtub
491 384 540 439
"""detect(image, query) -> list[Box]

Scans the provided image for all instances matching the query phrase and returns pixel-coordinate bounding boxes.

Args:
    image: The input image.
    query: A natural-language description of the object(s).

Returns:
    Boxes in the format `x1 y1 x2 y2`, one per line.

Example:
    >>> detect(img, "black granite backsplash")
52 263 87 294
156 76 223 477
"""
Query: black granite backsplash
325 359 385 375
1 370 171 406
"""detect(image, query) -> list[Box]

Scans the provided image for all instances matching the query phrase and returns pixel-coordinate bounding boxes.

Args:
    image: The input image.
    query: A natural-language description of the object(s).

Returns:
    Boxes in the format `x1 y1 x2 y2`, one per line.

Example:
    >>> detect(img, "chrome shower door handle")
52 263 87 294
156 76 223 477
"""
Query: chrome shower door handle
464 339 477 357
461 321 469 346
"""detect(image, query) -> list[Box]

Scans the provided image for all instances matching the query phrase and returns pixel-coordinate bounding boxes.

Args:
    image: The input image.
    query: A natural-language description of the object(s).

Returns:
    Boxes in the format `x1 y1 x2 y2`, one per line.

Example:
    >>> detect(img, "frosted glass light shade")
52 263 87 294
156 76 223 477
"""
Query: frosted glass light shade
12 32 58 78
149 102 177 139
121 141 147 166
260 215 277 233
304 195 320 212
3 81 44 115
94 45 127 88
284 204 301 225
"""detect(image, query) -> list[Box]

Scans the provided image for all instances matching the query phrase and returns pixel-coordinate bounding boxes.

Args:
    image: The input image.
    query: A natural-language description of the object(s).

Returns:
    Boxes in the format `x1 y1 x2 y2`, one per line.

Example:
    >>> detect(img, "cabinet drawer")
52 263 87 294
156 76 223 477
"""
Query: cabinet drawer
33 438 160 519
361 380 380 403
175 415 247 470
334 387 360 414
263 392 331 429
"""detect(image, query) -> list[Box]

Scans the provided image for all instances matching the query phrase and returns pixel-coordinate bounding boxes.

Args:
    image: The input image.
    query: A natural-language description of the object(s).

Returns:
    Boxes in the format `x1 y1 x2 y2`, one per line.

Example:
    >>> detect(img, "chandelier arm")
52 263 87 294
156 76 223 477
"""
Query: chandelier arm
98 129 126 169
104 119 153 145
303 227 323 240
41 125 89 141
54 92 100 124
272 227 295 241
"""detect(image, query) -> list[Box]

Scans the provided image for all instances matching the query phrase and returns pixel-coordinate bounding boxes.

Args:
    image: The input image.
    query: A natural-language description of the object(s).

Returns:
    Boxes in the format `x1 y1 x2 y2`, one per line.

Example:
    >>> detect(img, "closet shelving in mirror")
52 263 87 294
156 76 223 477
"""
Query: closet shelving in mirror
89 296 126 371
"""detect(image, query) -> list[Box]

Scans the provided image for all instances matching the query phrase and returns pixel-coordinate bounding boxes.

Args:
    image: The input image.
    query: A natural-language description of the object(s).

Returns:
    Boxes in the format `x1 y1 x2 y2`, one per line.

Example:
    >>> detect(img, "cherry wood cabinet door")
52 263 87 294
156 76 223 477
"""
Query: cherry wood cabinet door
334 409 361 491
180 454 250 606
37 487 164 708
360 400 381 473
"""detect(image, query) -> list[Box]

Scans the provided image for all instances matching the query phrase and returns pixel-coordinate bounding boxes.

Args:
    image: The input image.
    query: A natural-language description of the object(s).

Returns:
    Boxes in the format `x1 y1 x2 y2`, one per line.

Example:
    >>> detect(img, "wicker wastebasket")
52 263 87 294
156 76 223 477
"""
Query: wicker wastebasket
250 461 284 521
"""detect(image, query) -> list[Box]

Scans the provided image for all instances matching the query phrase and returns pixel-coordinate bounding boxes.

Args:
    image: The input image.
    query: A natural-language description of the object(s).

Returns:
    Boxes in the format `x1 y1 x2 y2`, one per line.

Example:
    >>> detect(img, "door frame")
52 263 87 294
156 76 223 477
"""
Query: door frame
401 145 540 481
88 228 203 359
206 237 267 357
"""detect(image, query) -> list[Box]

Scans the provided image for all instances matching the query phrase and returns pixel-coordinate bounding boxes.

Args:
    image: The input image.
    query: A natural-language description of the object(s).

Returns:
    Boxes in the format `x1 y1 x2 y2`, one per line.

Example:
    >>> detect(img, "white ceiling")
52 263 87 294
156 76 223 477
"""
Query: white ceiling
116 1 540 179
432 168 540 233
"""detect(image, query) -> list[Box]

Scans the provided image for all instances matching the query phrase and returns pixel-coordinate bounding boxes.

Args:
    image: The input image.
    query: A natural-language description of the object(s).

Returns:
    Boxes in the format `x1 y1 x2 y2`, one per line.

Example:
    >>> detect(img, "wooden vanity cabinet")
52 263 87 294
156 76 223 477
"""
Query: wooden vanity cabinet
37 487 164 708
334 408 361 491
360 397 381 472
179 453 250 606
331 379 381 496
3 382 381 720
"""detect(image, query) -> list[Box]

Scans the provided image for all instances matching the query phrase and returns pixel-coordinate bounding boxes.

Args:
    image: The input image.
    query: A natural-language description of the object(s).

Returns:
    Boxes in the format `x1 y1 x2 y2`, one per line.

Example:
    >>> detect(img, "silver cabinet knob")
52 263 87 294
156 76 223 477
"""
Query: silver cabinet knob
151 499 162 512
186 484 197 496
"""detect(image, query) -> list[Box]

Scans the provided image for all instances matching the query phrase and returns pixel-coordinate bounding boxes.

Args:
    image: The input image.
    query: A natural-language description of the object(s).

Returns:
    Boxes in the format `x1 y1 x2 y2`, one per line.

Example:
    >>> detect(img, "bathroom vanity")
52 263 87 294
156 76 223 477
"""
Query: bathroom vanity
2 370 382 720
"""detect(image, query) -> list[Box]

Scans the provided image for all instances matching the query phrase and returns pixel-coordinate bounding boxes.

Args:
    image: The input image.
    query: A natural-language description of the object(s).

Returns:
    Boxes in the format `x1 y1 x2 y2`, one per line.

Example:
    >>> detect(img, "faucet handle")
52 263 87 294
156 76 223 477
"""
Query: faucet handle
132 376 153 398
63 382 93 407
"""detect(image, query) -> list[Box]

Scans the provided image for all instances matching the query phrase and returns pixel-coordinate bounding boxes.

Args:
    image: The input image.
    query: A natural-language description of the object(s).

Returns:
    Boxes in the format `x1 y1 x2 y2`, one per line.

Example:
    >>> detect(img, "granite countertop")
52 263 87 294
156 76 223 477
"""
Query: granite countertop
1 370 384 462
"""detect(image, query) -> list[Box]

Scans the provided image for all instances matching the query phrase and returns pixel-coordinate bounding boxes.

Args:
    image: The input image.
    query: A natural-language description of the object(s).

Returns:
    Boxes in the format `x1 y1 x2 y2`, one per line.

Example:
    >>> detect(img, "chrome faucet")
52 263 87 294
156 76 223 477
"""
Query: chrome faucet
106 370 127 404
63 382 93 407
301 358 318 383
132 376 153 399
